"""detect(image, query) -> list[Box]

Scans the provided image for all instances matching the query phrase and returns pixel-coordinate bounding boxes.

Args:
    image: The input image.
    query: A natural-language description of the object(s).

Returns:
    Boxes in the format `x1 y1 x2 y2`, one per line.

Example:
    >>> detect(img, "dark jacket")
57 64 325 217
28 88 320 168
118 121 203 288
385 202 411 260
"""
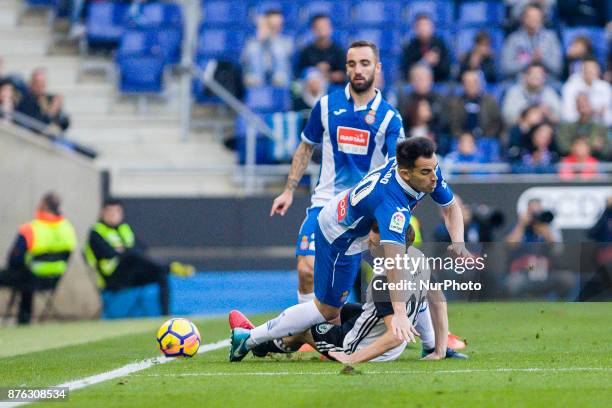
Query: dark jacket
447 93 503 138
401 36 451 82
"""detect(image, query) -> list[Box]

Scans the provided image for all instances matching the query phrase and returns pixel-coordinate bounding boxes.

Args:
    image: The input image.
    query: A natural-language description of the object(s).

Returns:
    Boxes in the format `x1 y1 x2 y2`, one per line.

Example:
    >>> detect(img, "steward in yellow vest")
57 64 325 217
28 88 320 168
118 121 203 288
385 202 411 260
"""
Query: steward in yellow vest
84 199 194 316
0 192 76 324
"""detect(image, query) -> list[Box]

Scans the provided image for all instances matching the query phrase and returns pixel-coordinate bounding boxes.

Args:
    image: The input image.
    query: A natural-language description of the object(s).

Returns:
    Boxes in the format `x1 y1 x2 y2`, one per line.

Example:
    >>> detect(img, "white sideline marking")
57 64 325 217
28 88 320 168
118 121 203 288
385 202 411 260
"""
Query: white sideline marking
0 339 230 408
138 367 611 377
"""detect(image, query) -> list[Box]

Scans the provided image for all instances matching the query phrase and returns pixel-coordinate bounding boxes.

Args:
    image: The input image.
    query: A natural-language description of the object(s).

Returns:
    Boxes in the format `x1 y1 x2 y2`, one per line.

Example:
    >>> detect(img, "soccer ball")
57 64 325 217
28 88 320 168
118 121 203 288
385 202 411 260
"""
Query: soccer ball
156 318 201 357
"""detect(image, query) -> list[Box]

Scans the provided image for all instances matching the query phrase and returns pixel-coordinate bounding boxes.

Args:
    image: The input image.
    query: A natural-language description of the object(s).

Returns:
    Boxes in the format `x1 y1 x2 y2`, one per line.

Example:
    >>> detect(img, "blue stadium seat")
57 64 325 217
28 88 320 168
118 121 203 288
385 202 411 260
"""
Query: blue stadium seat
245 86 291 113
458 1 505 27
196 27 245 62
116 54 165 94
86 2 130 48
350 28 402 57
248 1 299 24
297 0 350 28
380 55 400 87
455 27 504 59
352 0 402 26
137 2 183 29
562 27 609 65
201 0 248 26
405 1 455 28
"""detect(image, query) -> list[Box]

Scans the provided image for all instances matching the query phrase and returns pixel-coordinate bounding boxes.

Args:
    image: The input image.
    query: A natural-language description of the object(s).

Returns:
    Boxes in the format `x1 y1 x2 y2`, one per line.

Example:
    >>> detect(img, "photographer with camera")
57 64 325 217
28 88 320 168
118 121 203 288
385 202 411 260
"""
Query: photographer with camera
504 199 574 299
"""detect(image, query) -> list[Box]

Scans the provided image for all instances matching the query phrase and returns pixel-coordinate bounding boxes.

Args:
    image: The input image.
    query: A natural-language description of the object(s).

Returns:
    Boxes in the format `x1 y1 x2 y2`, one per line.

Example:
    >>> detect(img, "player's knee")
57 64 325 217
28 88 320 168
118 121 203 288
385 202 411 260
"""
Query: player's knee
315 301 340 321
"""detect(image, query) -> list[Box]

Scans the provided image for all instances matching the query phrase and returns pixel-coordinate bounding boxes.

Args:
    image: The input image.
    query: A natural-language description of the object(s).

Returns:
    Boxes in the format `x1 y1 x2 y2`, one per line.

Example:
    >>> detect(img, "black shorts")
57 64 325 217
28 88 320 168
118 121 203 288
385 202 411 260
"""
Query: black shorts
310 303 363 356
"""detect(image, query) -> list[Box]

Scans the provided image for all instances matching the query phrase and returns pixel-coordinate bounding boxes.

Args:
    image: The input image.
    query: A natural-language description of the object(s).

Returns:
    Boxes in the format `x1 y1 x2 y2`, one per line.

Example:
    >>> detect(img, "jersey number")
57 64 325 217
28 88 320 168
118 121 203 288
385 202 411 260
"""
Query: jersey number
350 173 380 206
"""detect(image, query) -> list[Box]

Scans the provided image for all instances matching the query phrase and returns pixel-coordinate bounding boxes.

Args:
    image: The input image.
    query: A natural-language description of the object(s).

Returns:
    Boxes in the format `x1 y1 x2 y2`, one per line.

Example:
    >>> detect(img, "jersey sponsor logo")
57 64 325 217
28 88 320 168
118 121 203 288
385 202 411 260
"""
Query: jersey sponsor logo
333 108 347 116
315 323 334 335
389 211 406 233
337 194 348 222
337 126 370 155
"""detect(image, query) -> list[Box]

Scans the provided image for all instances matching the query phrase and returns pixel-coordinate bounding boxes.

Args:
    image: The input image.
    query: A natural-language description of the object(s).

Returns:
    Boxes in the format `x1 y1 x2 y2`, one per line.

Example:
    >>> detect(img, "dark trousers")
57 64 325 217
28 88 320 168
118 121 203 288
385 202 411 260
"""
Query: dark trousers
104 252 170 315
0 268 59 324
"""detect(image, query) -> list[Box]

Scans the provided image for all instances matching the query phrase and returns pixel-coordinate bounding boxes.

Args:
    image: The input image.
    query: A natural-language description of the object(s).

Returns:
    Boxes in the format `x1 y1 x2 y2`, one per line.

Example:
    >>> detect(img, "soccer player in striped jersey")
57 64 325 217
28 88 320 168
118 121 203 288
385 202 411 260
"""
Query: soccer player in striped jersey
270 40 405 304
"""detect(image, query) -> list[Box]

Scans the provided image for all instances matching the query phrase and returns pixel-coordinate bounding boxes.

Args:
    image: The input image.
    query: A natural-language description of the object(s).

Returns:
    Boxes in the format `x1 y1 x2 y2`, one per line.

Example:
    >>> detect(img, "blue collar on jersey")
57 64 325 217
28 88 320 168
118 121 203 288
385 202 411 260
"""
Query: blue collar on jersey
395 169 425 200
344 84 382 112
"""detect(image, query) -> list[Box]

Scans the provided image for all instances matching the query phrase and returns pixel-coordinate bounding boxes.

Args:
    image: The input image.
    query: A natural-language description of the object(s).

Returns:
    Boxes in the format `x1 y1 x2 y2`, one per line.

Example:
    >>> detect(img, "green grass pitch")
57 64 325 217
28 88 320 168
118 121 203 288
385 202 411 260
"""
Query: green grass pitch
1 302 610 407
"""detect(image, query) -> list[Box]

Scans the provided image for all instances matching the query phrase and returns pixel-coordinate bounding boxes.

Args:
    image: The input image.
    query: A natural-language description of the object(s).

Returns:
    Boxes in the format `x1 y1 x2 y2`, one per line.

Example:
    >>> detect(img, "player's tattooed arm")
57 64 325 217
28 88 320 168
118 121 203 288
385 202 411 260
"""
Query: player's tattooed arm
271 141 315 216
285 141 315 192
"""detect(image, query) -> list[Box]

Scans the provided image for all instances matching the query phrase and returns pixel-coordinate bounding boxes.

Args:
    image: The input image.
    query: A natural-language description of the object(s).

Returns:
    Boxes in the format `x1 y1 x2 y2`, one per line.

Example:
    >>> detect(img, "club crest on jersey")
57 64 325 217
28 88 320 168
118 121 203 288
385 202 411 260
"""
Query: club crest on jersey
337 126 370 155
389 211 406 233
299 235 309 250
365 109 376 124
316 323 334 335
337 194 348 222
340 290 350 303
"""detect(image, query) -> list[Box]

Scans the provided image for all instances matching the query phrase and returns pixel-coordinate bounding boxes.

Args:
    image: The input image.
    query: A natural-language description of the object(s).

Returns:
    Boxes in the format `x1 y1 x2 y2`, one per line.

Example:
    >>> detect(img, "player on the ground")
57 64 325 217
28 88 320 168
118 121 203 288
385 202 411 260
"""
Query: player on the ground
229 223 468 362
270 40 405 305
230 137 471 362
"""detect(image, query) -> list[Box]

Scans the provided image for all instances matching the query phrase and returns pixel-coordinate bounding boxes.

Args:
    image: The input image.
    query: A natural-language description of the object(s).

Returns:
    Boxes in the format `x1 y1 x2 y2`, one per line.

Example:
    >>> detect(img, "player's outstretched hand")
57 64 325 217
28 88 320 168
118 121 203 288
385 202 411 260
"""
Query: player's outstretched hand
391 313 419 343
270 189 294 216
328 350 352 364
447 243 473 259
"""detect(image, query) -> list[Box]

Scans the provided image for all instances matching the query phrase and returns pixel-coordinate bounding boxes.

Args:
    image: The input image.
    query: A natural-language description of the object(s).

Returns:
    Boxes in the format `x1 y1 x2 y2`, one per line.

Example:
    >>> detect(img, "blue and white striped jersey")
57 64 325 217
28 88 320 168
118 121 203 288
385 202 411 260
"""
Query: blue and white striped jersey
302 84 405 207
318 158 455 255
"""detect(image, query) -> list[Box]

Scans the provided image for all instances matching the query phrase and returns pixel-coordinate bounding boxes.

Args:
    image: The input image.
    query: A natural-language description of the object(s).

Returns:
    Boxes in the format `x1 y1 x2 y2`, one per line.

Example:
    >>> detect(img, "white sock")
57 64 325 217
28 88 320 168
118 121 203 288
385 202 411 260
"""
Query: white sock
416 304 435 349
297 291 316 304
247 300 325 348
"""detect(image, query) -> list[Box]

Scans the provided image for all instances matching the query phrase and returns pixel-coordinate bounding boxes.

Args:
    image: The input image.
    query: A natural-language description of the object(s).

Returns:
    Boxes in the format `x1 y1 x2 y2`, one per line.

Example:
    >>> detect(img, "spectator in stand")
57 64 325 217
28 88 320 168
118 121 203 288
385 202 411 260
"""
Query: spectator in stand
295 14 345 85
242 9 294 88
292 68 326 112
16 68 70 131
448 70 503 139
501 4 562 79
0 82 16 124
459 31 497 84
606 45 612 83
444 132 490 174
502 63 562 126
558 0 610 27
562 58 612 126
558 94 610 160
400 13 451 82
559 137 599 180
562 36 595 81
505 0 557 27
398 64 446 134
507 105 545 161
404 97 434 139
518 122 560 172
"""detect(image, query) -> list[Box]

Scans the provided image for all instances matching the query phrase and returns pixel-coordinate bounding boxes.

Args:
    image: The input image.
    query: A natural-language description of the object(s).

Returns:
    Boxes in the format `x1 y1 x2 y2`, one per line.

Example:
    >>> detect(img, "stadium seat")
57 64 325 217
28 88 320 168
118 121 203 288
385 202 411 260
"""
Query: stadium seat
136 2 183 29
116 54 165 94
297 0 350 28
245 86 291 113
405 0 455 28
458 1 505 27
86 2 130 49
352 0 402 26
455 27 504 59
562 26 609 65
196 27 246 62
248 0 299 24
201 0 248 26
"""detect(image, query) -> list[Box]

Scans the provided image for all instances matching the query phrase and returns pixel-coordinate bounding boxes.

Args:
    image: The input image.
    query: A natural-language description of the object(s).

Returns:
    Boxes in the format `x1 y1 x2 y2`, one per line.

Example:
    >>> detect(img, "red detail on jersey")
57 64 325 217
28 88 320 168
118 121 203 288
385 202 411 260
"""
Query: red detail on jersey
337 194 348 222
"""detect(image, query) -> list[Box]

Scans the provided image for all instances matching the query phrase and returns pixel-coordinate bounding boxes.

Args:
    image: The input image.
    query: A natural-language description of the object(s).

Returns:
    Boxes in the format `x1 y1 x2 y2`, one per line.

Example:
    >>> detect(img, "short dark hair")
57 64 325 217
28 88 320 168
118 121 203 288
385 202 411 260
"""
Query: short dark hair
525 62 546 73
582 57 600 68
396 137 436 169
348 40 380 61
264 9 282 17
413 13 432 24
103 198 123 208
475 31 491 45
523 2 543 15
310 13 329 27
41 191 61 215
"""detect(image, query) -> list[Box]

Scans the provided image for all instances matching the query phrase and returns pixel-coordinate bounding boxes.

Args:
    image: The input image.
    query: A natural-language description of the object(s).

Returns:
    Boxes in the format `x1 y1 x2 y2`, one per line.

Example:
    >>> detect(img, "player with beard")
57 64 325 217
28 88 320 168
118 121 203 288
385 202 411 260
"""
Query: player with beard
270 40 405 306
